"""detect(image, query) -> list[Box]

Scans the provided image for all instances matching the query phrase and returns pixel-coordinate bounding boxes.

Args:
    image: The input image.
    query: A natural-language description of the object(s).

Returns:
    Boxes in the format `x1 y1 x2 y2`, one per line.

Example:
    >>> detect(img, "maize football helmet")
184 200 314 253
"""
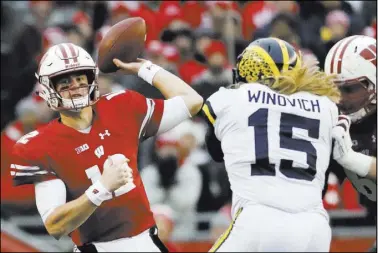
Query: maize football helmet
233 37 302 84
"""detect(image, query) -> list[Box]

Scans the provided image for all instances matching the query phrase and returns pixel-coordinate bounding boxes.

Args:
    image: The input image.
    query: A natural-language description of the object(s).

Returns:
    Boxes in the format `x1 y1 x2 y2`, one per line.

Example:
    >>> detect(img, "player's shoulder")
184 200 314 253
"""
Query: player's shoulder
318 94 339 109
316 95 339 124
12 122 55 156
206 82 267 108
2 120 24 141
293 91 339 120
97 90 129 104
202 87 229 124
97 89 149 109
207 85 242 102
202 84 257 124
205 86 237 110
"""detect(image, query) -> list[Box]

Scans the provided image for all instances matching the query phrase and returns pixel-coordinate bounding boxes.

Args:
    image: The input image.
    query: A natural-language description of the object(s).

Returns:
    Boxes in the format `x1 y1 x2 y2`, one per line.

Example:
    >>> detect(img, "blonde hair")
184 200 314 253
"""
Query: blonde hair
267 66 341 103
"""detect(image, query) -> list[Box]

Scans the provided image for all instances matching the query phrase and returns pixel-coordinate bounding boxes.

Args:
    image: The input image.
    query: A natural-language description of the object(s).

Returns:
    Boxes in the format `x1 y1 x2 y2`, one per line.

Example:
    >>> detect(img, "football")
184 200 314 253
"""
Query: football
97 17 147 73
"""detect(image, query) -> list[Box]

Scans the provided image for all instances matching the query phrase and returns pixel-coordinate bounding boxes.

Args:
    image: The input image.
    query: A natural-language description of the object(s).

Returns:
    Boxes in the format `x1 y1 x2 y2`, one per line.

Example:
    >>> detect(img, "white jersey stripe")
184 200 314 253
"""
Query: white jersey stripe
139 98 155 138
11 164 40 170
10 170 49 176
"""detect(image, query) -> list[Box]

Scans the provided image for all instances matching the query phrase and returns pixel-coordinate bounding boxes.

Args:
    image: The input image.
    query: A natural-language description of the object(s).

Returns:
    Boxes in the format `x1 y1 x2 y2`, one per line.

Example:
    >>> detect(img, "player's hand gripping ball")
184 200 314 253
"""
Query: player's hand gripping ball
97 17 147 73
101 154 133 192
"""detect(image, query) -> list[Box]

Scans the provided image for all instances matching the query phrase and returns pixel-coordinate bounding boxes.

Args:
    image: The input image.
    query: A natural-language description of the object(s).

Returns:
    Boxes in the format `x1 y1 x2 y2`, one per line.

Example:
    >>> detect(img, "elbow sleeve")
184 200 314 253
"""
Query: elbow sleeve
157 96 192 135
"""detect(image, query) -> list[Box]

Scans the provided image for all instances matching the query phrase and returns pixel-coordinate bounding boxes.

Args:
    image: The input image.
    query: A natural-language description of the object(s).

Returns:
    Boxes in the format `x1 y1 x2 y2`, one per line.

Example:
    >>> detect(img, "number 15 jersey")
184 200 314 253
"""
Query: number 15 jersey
203 83 339 213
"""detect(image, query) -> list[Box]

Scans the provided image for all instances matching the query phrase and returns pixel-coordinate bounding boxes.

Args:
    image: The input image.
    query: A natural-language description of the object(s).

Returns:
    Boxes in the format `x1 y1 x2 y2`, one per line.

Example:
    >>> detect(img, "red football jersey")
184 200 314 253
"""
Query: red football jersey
1 120 46 205
10 90 164 245
2 121 25 175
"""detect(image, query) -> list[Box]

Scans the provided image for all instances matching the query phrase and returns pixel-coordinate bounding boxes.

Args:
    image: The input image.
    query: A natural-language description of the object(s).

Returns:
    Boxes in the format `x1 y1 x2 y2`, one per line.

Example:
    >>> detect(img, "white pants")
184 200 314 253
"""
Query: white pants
210 204 331 252
74 229 162 252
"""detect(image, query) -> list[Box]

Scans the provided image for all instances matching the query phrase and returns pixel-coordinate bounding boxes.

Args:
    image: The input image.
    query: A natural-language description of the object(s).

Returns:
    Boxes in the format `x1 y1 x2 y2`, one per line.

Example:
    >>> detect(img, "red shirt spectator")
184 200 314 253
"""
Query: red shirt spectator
178 60 207 84
182 1 207 29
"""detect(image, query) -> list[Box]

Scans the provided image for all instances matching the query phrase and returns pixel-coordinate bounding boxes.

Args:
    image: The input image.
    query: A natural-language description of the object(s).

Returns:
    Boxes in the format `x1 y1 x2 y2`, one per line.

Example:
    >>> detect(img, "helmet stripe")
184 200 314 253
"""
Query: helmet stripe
250 39 283 70
252 46 280 77
337 35 359 73
329 40 344 73
67 43 78 63
58 44 70 64
274 38 289 71
294 51 302 69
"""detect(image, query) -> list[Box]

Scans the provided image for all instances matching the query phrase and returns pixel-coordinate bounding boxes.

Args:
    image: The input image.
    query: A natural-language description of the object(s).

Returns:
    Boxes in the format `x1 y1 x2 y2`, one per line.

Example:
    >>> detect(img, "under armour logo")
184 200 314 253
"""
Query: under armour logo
95 145 105 158
372 135 376 143
99 130 110 140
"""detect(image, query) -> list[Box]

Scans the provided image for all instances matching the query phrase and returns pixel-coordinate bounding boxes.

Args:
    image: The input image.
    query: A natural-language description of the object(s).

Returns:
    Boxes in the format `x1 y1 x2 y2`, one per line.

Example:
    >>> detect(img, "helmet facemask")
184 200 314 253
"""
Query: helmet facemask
37 69 100 112
336 76 376 123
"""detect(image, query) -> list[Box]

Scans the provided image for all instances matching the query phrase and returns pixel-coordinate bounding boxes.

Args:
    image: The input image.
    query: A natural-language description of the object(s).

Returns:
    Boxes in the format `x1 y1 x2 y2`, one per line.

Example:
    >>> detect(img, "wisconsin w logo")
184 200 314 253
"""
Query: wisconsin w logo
360 44 377 67
95 145 104 158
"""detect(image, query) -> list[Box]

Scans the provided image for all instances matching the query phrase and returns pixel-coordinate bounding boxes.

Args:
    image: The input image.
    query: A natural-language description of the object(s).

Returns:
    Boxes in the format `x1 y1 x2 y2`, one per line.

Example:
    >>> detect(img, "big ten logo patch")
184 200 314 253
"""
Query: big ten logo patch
75 144 89 154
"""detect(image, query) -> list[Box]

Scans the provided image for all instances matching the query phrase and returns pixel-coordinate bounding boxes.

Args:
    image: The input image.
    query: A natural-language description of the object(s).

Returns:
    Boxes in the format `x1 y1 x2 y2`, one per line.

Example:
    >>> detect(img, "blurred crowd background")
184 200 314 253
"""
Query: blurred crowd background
1 1 377 252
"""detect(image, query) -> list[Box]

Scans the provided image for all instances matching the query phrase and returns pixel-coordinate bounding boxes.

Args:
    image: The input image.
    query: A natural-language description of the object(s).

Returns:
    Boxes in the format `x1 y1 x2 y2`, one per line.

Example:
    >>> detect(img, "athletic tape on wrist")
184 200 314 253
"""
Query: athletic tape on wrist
85 180 112 206
137 61 163 85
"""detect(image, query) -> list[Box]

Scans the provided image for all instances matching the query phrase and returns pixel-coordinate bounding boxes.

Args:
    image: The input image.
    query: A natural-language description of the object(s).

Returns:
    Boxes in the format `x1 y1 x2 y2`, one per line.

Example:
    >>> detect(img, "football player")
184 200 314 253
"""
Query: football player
9 43 203 252
324 35 377 252
201 37 341 252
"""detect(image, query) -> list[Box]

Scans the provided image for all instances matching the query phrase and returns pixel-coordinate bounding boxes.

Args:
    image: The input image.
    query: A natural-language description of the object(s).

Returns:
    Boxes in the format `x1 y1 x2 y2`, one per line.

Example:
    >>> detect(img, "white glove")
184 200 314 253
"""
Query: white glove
332 115 353 161
332 115 373 177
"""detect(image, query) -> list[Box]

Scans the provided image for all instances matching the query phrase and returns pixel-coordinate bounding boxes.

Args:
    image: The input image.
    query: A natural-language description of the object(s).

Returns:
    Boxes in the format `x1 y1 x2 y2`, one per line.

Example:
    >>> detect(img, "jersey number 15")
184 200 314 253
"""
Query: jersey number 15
249 108 320 181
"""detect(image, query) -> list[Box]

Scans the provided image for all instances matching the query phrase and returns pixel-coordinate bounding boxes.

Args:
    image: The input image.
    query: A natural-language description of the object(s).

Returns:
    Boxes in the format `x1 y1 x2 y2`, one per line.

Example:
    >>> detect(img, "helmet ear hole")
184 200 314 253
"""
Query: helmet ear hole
50 75 62 91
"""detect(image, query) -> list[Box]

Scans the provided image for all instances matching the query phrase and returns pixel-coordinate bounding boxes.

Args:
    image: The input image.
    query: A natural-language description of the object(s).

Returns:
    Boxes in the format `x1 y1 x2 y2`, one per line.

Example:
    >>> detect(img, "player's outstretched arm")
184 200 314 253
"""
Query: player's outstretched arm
332 116 377 180
113 58 204 116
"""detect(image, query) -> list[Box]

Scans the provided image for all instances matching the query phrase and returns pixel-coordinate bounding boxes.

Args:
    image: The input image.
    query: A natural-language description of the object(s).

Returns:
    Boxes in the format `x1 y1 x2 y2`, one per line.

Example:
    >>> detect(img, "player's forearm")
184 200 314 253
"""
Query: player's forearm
338 151 376 180
44 194 97 240
152 68 203 116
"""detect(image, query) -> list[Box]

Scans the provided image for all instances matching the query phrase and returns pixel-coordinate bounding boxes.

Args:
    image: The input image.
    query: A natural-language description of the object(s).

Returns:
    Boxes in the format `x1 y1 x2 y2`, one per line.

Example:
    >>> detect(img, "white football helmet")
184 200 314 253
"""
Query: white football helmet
324 35 377 123
36 43 100 111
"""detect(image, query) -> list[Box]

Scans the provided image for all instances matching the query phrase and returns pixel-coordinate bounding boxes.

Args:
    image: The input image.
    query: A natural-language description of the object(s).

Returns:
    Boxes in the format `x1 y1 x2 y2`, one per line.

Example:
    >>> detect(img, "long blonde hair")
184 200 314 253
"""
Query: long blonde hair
268 66 341 103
